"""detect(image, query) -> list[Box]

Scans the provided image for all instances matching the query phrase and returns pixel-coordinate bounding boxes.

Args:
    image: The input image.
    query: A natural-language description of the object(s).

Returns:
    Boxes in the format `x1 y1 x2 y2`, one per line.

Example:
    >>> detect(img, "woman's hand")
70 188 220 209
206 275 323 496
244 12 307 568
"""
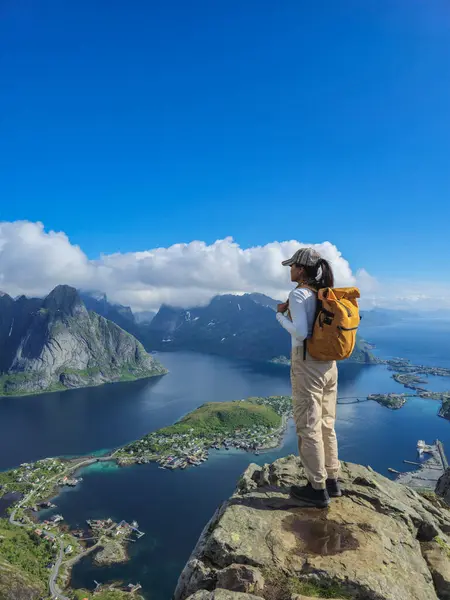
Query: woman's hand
277 301 289 313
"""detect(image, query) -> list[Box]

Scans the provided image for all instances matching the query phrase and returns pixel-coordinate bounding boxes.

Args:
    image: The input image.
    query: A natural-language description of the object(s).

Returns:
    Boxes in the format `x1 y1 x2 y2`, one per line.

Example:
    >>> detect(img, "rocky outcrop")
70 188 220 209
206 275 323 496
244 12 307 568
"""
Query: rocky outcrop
175 456 450 600
436 469 450 506
94 539 128 566
79 290 140 336
0 285 166 396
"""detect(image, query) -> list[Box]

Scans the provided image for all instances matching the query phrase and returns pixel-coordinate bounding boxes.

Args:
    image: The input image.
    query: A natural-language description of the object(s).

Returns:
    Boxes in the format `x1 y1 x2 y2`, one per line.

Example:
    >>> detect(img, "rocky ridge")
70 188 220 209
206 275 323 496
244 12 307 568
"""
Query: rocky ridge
175 456 450 600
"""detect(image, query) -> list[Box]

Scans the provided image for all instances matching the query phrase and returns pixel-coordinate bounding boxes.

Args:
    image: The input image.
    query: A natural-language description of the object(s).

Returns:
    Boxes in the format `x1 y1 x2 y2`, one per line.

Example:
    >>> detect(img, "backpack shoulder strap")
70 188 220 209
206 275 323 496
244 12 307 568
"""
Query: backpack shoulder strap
296 283 318 294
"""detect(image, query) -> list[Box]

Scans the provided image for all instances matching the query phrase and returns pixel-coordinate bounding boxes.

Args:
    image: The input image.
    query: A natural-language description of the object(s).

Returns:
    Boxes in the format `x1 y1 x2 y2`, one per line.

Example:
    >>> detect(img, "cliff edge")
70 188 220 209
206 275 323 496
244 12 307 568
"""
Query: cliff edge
175 456 450 600
436 468 450 506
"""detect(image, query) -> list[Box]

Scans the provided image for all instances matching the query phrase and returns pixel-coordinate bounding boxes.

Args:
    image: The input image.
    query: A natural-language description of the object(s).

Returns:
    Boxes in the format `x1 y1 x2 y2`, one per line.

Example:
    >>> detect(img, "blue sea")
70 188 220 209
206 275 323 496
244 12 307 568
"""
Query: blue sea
1 318 450 599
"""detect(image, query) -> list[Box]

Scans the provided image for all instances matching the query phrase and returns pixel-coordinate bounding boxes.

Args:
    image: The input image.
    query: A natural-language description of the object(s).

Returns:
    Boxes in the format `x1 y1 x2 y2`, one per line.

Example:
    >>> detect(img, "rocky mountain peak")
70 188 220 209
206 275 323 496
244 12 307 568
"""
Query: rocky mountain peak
79 290 136 332
0 284 166 396
43 284 86 317
0 291 14 306
175 456 450 600
244 293 281 311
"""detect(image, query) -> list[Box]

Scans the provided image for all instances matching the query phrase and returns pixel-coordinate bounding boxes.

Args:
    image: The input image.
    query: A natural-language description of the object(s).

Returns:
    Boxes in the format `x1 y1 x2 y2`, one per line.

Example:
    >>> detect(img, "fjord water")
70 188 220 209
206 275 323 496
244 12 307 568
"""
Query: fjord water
1 319 450 599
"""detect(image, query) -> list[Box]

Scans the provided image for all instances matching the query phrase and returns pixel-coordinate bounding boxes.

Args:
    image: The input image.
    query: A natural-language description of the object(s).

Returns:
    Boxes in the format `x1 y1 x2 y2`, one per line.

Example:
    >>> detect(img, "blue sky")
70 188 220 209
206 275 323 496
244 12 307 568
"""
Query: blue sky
1 0 449 286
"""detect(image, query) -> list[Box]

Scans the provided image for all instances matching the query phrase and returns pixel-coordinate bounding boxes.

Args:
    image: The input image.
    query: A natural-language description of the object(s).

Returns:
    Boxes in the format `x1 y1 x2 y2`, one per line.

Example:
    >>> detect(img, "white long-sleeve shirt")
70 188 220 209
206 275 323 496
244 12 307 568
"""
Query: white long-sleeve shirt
276 287 317 348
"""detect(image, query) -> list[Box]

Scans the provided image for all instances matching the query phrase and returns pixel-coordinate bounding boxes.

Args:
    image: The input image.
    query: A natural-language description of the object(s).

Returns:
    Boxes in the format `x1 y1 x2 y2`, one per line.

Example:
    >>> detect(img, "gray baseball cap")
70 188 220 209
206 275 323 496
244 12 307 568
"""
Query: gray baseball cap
281 247 322 267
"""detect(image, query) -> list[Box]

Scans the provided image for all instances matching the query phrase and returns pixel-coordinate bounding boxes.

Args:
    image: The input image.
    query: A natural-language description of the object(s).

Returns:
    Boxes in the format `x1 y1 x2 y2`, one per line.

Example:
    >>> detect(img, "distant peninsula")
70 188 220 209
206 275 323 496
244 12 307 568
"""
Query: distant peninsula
115 396 292 469
0 285 166 397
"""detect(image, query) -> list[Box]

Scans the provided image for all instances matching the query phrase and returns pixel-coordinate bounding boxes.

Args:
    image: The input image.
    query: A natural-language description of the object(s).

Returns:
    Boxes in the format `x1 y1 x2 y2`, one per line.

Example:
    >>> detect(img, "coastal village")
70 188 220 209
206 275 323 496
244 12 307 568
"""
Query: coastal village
114 395 292 470
0 457 145 599
0 396 293 599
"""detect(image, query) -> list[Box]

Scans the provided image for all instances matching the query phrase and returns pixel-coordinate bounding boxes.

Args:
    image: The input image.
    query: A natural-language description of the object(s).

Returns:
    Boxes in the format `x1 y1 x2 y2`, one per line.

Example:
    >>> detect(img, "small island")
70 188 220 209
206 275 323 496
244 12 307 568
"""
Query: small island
366 358 450 419
94 539 128 566
368 393 408 410
392 372 428 391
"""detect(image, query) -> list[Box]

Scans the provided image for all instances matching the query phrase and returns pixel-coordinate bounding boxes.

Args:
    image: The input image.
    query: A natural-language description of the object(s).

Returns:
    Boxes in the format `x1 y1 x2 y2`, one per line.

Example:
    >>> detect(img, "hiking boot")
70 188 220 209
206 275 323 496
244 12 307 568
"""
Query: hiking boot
290 483 330 508
326 478 342 498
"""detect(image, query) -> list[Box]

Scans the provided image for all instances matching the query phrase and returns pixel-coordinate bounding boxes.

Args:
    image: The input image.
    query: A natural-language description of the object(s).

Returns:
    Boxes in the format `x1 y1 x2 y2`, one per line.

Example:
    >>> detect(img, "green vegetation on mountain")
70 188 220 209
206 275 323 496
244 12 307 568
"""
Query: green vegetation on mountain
0 518 54 599
120 399 282 458
114 396 289 470
160 400 281 435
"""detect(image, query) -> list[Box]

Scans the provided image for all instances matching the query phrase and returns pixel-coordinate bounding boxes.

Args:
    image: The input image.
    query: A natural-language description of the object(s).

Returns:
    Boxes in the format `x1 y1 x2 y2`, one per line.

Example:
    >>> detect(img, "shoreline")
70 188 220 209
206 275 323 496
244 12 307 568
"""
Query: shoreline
0 368 168 400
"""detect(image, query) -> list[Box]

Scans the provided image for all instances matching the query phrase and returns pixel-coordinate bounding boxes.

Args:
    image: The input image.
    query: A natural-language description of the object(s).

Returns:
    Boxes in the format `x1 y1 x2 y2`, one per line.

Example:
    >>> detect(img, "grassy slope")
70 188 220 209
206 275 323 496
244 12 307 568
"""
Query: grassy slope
0 518 54 599
155 400 281 435
121 399 282 454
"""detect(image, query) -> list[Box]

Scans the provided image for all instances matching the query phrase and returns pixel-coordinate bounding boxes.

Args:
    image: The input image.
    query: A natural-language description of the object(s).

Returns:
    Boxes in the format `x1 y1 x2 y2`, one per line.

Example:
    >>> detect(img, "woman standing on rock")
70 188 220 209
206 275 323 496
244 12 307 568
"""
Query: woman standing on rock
276 248 341 509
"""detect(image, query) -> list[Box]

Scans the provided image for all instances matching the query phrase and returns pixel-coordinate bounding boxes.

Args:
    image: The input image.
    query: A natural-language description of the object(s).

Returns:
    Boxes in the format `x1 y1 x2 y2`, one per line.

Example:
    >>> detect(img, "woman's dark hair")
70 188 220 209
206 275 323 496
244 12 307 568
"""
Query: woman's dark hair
300 258 334 289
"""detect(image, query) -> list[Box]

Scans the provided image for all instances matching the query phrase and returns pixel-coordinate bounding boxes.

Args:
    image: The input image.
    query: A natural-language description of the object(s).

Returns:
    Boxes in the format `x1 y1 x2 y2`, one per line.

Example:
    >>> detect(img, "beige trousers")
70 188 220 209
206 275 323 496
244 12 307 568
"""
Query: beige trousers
291 346 340 490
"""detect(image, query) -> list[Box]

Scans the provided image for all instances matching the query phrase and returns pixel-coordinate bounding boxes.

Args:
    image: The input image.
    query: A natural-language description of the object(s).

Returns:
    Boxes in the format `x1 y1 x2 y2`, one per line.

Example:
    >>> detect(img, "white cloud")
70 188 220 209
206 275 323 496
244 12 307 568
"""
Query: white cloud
360 280 450 312
0 220 447 313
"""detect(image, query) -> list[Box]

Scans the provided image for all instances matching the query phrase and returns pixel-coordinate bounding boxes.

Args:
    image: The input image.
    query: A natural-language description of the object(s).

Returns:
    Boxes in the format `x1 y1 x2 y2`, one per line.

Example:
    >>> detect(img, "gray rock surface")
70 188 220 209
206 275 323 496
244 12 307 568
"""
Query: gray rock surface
436 469 450 505
175 456 450 600
0 285 166 396
421 539 450 600
186 591 264 600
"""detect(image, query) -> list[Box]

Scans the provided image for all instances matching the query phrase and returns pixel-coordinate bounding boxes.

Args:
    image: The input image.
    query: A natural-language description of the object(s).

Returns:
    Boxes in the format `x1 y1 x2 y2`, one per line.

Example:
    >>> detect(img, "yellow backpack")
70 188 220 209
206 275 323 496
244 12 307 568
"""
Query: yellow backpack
305 287 361 361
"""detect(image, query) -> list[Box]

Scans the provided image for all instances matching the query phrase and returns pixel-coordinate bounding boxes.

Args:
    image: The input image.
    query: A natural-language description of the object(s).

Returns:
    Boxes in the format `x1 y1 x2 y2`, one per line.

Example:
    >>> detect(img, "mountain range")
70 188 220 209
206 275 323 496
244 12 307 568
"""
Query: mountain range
0 286 166 397
141 292 376 364
0 287 379 398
